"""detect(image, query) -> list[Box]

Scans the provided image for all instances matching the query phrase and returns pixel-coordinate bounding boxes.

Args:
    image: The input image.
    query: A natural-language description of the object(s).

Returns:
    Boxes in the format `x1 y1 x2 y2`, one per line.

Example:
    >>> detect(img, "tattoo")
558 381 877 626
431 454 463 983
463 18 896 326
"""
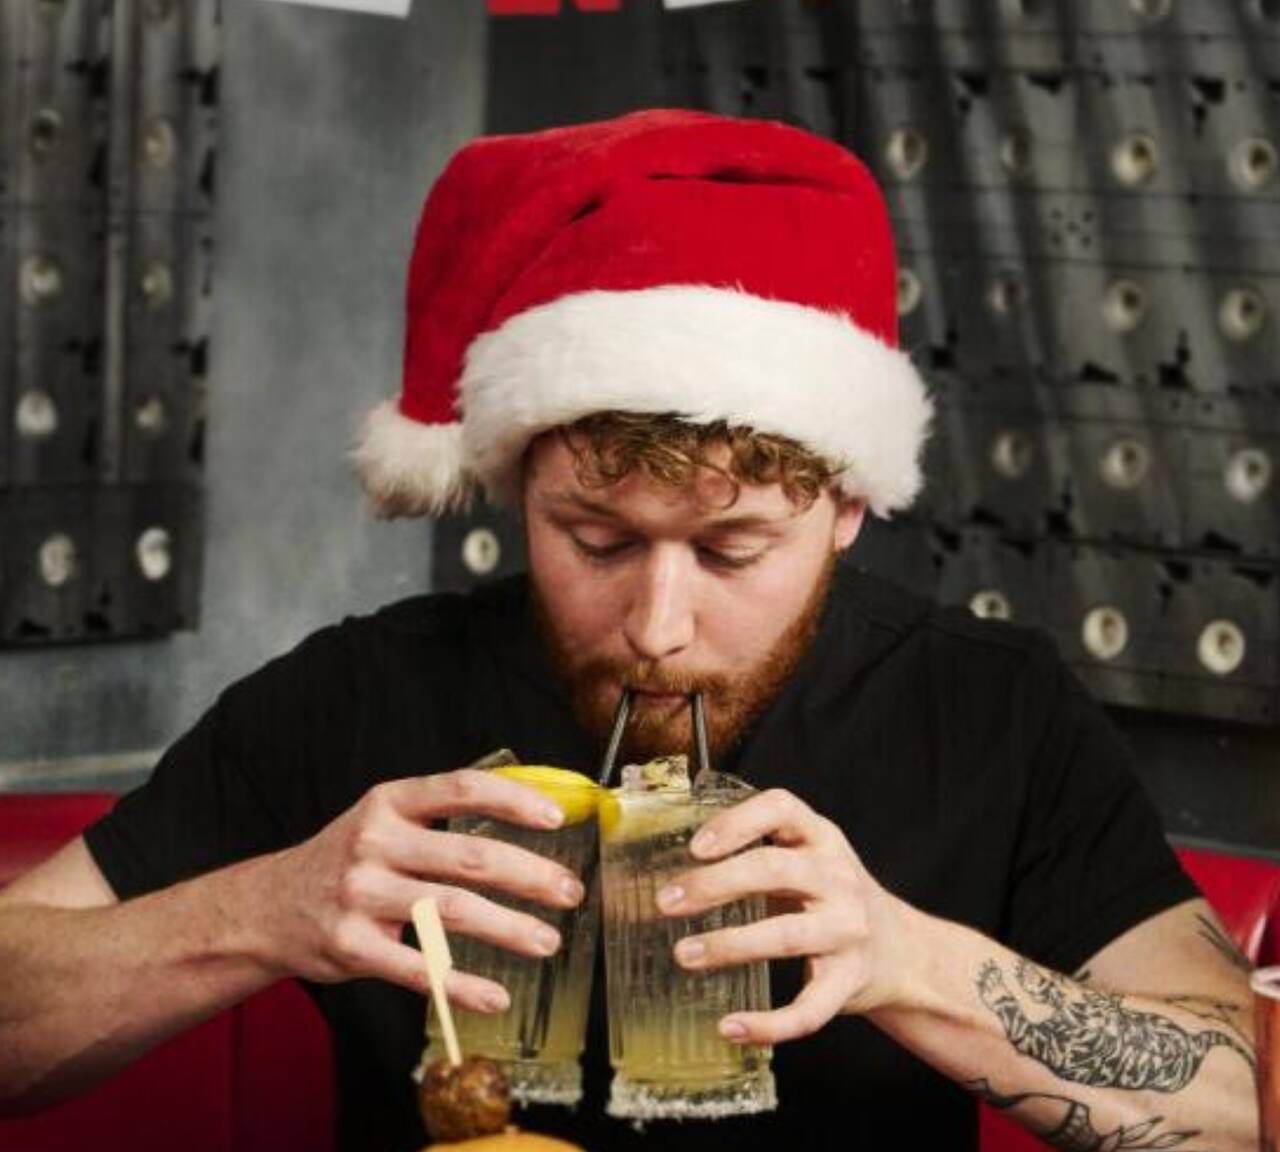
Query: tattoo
1194 914 1253 975
1163 995 1255 1064
976 958 1254 1091
965 1076 1207 1152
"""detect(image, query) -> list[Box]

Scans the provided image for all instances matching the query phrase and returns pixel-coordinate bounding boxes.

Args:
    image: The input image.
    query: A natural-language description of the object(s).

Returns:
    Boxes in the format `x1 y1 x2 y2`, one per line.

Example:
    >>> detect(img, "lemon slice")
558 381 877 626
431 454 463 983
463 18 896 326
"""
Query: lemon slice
491 764 601 827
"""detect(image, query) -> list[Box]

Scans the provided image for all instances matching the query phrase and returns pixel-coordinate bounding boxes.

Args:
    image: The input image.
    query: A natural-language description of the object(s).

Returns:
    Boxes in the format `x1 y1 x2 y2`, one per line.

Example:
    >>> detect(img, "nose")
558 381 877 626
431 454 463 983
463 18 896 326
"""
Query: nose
622 546 695 662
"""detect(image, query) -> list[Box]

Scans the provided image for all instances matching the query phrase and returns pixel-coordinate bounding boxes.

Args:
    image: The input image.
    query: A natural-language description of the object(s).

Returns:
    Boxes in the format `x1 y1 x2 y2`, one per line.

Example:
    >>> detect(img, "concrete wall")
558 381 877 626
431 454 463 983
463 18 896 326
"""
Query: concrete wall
0 0 488 789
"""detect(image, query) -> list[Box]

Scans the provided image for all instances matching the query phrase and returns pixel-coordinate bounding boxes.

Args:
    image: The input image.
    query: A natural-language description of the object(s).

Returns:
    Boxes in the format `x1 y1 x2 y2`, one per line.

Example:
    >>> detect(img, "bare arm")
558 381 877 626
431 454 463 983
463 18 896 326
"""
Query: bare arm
0 839 282 1113
661 787 1258 1152
0 771 585 1116
870 898 1257 1152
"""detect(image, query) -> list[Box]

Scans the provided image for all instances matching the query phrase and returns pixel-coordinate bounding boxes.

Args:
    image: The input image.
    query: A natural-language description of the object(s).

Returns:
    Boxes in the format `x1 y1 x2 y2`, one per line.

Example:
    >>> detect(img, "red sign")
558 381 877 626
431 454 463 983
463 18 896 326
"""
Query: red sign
487 0 624 13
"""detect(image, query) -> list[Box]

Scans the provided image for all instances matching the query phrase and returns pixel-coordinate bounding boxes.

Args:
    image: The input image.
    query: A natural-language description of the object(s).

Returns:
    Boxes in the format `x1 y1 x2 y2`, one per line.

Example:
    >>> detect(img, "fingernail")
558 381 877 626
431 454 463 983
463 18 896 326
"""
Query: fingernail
484 990 510 1012
690 830 716 857
540 804 564 828
559 876 584 904
676 939 705 965
656 885 684 911
536 927 560 955
720 1019 746 1041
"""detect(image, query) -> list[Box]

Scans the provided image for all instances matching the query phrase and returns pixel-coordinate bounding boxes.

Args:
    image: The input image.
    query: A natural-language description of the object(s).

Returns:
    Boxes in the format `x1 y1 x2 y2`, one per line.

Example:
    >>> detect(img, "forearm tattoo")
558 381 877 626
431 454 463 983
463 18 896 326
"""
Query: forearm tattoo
1194 914 1253 975
1163 994 1254 1055
965 1076 1207 1152
976 958 1255 1091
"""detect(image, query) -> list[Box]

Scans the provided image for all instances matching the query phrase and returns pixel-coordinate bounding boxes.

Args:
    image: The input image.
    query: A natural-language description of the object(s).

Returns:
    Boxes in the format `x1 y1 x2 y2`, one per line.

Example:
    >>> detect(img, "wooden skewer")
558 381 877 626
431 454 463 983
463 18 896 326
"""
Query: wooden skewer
412 896 462 1067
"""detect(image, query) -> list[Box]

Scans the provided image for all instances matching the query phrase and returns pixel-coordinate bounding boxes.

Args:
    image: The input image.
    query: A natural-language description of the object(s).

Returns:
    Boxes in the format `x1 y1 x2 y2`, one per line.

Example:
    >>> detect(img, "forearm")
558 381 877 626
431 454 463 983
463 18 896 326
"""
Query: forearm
868 907 1258 1152
0 853 284 1114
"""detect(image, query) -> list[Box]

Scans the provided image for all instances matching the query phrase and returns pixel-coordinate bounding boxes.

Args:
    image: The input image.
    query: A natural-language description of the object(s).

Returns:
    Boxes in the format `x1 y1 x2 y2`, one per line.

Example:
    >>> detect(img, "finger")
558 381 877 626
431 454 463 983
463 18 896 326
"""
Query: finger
378 822 586 910
719 975 851 1046
351 870 566 960
382 769 567 830
444 968 513 1015
689 789 832 859
674 911 828 971
658 846 814 916
329 919 512 1012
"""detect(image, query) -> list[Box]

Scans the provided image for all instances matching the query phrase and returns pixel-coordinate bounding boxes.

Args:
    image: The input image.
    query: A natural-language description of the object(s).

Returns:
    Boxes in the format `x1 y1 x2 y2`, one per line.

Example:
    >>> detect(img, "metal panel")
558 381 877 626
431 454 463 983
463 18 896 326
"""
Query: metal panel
1 0 482 762
1 0 213 646
468 0 1280 855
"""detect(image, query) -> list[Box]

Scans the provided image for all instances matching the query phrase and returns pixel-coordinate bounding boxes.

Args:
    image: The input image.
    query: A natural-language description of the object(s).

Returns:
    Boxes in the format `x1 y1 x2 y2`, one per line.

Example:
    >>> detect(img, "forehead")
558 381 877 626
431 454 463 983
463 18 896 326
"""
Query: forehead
523 429 809 527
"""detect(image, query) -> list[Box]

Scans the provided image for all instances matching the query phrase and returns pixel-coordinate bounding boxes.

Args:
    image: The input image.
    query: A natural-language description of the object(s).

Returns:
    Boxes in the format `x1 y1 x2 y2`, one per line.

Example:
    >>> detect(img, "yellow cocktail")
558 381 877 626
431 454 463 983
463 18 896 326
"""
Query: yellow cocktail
600 777 776 1120
424 766 600 1106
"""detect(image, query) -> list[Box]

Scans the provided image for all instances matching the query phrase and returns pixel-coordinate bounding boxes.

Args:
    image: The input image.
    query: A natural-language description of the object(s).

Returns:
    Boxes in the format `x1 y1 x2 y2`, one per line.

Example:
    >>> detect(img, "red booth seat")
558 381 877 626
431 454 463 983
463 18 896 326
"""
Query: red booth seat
0 794 1274 1152
0 793 335 1152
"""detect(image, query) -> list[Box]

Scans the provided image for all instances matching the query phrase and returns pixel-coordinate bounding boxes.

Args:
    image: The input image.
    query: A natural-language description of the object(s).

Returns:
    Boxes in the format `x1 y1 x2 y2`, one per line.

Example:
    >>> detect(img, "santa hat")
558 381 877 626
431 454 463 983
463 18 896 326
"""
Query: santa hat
353 109 932 519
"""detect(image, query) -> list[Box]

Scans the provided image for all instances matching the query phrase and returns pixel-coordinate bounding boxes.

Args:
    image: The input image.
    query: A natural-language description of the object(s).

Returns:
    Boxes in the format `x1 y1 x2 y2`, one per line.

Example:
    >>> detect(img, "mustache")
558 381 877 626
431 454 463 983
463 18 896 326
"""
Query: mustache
570 656 731 697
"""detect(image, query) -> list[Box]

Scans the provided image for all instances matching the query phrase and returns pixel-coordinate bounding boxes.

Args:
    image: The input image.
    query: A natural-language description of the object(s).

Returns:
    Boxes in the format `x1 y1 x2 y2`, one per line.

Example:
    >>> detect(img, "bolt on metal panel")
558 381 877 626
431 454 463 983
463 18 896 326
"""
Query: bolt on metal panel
446 0 1280 728
1 0 216 647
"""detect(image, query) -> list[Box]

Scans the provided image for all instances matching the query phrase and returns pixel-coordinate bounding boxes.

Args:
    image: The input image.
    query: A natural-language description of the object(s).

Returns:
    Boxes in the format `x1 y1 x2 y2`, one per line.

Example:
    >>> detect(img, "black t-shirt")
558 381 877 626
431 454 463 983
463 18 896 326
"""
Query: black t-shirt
84 567 1197 1152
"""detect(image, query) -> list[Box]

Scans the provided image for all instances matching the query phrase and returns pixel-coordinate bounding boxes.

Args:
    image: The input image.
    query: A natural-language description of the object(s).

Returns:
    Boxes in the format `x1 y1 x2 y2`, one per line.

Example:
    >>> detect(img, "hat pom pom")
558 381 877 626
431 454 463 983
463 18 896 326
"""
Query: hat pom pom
351 399 472 518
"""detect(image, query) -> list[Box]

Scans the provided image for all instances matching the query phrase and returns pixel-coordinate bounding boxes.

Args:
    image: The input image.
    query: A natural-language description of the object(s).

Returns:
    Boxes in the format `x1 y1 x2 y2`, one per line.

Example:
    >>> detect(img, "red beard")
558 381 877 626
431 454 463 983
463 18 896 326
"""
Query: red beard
532 554 836 765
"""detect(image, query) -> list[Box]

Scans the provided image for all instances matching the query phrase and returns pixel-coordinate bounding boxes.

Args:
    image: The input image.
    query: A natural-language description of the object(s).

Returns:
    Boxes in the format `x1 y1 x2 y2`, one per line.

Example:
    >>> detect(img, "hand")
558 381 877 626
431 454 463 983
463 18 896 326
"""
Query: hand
256 770 587 1011
655 788 921 1045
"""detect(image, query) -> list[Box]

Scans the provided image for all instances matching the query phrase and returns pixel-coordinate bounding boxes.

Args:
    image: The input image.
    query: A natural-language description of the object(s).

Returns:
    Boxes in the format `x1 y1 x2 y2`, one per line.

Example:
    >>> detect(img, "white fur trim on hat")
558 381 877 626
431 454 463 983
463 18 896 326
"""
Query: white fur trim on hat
460 285 933 518
351 400 471 517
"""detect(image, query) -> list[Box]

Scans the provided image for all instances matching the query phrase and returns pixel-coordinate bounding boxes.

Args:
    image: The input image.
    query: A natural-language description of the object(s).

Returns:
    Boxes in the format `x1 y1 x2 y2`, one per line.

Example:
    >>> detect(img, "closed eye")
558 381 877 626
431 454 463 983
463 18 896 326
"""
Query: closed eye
697 545 764 570
567 528 766 570
571 535 634 563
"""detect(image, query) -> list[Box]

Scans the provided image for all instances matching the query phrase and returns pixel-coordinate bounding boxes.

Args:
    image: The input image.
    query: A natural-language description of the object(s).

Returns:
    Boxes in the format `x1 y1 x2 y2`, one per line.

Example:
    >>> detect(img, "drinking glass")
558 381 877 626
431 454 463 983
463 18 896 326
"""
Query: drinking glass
600 776 776 1120
424 770 600 1106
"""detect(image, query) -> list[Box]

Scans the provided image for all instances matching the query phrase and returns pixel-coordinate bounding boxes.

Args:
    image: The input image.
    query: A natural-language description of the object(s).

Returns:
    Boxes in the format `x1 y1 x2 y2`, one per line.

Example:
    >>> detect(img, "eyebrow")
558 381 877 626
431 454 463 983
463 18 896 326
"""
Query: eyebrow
538 491 795 532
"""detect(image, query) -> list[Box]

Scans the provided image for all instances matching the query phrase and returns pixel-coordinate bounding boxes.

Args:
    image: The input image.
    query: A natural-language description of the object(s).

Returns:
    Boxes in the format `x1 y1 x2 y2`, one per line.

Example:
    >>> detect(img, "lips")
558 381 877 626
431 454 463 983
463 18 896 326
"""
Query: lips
632 690 684 704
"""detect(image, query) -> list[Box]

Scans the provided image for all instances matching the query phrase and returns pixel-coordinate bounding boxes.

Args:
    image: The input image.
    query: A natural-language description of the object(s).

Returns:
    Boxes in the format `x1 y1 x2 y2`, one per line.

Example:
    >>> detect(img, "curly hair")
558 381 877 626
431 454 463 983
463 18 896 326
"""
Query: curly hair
557 411 840 509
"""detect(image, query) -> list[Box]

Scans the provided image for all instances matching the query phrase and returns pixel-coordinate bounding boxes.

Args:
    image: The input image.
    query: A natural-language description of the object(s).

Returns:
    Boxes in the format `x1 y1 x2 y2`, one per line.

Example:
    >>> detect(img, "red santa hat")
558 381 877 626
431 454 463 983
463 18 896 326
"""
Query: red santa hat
353 108 932 519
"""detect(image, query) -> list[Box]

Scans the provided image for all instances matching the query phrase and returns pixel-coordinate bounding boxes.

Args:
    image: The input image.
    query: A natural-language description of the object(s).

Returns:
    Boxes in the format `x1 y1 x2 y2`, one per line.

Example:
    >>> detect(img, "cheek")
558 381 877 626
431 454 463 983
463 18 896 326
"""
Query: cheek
699 548 827 659
528 530 619 643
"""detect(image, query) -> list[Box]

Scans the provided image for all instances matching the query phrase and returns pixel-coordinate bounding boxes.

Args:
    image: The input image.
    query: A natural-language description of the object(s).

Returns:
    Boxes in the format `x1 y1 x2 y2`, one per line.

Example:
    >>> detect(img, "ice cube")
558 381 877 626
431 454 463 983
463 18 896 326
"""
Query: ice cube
619 755 691 792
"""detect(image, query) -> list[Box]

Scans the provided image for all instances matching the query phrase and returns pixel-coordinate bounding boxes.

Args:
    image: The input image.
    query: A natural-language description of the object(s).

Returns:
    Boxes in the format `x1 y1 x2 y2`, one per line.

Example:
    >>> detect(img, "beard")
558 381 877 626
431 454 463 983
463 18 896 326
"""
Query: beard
532 552 837 766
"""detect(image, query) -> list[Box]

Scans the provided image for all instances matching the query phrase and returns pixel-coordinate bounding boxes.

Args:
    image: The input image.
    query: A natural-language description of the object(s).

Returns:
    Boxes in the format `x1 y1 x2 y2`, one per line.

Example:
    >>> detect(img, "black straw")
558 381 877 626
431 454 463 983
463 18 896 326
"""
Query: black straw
524 688 632 1058
521 688 707 1059
596 688 633 789
690 692 710 779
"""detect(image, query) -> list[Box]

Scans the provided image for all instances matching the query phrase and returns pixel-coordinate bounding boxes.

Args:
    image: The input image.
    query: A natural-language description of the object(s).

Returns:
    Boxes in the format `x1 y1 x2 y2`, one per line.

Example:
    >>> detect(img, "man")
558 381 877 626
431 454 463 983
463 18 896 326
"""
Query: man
0 110 1258 1151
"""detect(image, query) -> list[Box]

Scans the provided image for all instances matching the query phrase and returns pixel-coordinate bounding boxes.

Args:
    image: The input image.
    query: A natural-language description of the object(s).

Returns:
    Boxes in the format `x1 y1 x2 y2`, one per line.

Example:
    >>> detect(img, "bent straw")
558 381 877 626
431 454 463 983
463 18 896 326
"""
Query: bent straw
413 896 462 1067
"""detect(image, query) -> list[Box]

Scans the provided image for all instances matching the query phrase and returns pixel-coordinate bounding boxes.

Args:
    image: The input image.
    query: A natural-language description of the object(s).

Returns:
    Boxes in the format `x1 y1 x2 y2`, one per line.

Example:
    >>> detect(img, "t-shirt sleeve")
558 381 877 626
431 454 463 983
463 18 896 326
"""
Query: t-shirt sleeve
83 624 359 902
1001 642 1200 975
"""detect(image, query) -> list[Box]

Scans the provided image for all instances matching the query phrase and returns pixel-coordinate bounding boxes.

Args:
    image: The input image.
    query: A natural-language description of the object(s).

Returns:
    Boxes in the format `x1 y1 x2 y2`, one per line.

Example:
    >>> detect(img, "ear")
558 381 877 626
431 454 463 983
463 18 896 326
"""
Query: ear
832 497 867 552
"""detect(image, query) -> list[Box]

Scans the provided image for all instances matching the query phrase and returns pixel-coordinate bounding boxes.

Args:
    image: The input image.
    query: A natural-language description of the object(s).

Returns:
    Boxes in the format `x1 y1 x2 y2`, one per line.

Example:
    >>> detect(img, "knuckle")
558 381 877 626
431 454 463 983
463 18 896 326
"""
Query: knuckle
432 888 468 928
441 769 483 806
363 782 394 816
772 790 807 824
761 788 792 810
350 823 384 863
329 918 366 968
338 865 371 910
454 836 491 875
